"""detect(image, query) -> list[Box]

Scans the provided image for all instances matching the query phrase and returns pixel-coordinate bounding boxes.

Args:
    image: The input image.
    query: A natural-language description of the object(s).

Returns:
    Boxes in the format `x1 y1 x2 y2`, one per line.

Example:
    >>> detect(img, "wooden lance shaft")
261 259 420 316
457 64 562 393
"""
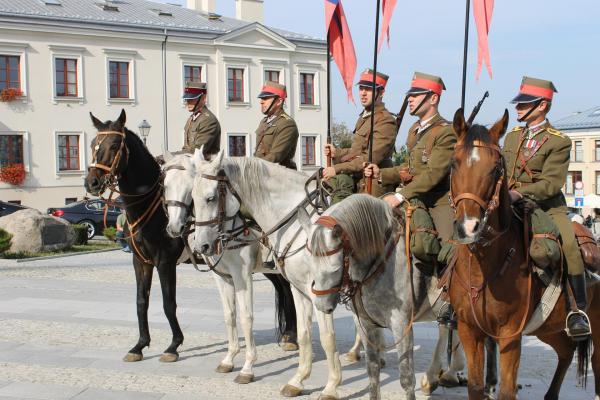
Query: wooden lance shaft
366 0 382 194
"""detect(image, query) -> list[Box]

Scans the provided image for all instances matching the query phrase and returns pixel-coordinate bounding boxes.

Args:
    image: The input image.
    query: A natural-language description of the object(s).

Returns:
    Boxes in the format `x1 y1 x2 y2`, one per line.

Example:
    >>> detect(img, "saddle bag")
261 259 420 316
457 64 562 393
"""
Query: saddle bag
528 207 562 269
405 199 441 263
572 221 600 272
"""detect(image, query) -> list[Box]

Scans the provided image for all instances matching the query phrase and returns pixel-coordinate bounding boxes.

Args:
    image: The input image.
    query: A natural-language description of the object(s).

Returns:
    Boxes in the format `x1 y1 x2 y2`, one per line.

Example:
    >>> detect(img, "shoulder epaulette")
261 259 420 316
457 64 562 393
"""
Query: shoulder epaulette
281 113 292 121
510 126 522 132
546 127 564 137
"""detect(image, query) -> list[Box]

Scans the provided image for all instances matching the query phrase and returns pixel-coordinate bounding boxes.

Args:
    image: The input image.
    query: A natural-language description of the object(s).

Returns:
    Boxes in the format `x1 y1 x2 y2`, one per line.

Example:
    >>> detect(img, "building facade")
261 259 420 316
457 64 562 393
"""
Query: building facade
0 0 327 210
555 106 600 215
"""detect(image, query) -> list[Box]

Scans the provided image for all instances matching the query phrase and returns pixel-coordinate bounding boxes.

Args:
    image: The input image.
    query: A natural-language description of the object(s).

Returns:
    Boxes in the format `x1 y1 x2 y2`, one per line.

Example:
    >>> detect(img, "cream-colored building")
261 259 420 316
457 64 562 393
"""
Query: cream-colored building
555 106 600 216
0 0 327 210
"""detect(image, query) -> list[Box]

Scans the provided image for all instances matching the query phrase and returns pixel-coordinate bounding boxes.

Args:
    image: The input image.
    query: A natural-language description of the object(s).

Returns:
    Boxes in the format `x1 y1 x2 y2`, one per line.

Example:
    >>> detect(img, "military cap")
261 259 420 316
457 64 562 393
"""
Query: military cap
406 72 446 96
511 76 557 104
182 81 206 100
356 69 389 89
258 81 287 99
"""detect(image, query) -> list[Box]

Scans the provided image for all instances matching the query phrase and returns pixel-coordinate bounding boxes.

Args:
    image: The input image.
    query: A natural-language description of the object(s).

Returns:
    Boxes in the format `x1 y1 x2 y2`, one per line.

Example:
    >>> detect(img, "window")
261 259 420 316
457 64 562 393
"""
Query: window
301 136 316 166
227 68 244 102
300 73 314 105
184 65 202 82
573 140 583 162
228 135 247 157
58 134 80 171
265 69 280 83
565 171 582 195
0 135 23 166
0 55 20 90
65 197 77 205
55 58 77 97
596 172 600 195
595 141 600 161
109 61 129 98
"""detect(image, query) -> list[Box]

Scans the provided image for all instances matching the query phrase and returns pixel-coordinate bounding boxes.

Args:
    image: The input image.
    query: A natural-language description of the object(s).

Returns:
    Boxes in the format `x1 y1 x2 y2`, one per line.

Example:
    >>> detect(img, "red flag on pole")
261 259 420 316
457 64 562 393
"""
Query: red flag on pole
377 0 397 53
473 0 494 80
325 0 357 102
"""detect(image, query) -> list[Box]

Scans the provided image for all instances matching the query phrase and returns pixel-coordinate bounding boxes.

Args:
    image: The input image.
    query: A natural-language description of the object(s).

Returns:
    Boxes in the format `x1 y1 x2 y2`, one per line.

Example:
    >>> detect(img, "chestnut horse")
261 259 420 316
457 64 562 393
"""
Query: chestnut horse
448 109 600 400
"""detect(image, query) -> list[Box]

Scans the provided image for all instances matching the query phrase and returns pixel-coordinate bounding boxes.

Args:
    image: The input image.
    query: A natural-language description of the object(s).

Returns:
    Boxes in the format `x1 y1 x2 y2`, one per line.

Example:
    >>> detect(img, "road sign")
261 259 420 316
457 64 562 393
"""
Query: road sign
575 181 584 190
575 189 584 198
575 197 584 207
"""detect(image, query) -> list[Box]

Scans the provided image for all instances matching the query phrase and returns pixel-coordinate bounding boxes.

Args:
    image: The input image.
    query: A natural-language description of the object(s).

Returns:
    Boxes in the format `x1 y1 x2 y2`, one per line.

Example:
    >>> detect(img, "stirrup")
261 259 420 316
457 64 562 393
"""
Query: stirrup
437 302 456 329
565 309 592 340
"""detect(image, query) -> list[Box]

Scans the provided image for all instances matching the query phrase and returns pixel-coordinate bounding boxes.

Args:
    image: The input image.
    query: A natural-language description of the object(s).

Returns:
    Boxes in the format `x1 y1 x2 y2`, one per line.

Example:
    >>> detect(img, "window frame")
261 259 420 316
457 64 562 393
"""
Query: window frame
178 54 209 106
0 131 30 188
49 45 85 103
565 171 583 195
53 131 86 175
595 140 600 162
223 59 250 107
226 133 250 157
227 67 246 103
103 49 137 104
295 64 321 109
0 42 28 98
299 72 315 106
299 134 321 170
573 140 584 162
596 171 600 196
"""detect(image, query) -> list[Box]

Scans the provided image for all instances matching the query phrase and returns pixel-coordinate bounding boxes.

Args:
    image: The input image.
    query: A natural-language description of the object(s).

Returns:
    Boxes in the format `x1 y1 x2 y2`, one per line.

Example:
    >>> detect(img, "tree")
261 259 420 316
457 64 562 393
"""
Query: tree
393 145 408 166
331 120 353 148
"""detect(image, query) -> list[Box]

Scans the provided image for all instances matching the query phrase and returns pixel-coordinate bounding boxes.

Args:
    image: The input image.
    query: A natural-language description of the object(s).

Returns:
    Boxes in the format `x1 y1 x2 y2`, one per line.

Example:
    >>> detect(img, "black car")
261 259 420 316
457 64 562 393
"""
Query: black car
0 201 29 217
47 199 123 239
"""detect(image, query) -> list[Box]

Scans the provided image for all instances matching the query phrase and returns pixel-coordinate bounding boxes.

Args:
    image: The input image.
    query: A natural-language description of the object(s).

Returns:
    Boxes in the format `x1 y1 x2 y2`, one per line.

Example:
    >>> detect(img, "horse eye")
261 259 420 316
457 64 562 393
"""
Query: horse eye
206 196 215 203
110 144 119 150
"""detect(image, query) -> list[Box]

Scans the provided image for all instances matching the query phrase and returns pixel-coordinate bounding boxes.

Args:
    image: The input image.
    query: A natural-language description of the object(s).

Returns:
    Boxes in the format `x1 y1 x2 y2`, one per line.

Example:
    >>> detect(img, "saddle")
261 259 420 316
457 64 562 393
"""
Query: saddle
572 222 600 273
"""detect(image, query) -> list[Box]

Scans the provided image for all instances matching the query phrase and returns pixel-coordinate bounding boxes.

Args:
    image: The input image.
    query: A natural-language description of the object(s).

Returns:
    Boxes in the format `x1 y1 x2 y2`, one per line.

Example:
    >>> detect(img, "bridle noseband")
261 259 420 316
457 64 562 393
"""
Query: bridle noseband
162 164 193 216
89 130 130 192
194 169 242 236
449 140 507 244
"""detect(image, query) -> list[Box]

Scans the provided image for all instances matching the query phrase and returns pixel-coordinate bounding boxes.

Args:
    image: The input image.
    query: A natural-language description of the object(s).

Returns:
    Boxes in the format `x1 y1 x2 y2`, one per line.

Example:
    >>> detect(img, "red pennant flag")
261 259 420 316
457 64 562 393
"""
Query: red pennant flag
325 0 357 102
377 0 398 53
473 0 494 80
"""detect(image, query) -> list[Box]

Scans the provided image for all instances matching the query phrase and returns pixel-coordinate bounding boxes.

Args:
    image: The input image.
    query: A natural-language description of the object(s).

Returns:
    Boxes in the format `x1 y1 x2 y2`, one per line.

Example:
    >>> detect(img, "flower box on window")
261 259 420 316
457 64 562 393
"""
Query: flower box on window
0 163 26 186
0 88 23 102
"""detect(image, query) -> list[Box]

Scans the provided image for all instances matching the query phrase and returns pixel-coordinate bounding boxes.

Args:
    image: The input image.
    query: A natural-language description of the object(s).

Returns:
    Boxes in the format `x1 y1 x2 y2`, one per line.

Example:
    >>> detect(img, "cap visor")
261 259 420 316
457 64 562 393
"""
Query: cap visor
257 91 277 98
183 93 203 100
510 93 542 104
357 80 384 89
406 87 431 95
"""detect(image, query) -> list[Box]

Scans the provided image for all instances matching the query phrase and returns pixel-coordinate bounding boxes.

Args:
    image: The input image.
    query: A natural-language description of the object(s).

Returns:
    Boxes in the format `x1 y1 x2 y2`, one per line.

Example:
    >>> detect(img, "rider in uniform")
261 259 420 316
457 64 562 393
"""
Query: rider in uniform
182 81 221 158
254 81 299 169
503 76 590 339
323 69 397 202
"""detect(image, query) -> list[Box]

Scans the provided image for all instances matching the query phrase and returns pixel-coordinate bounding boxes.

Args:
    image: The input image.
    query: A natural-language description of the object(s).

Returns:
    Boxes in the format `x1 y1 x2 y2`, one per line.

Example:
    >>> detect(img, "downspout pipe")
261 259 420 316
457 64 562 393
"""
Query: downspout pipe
162 28 169 152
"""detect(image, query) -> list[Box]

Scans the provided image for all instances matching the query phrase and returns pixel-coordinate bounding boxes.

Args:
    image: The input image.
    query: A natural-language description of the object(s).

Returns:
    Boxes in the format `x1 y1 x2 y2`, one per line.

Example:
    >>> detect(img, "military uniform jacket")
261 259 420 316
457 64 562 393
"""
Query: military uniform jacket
254 109 299 169
333 102 397 174
503 121 570 211
381 114 456 207
182 106 221 156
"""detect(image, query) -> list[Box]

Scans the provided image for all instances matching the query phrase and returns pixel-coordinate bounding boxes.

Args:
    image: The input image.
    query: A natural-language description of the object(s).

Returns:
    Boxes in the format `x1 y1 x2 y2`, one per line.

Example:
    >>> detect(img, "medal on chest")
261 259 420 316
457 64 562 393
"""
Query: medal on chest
522 138 538 158
421 149 429 164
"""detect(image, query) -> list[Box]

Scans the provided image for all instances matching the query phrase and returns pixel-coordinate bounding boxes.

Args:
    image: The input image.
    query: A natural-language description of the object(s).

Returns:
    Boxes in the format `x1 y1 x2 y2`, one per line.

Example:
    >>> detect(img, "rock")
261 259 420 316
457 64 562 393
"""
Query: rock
0 209 75 253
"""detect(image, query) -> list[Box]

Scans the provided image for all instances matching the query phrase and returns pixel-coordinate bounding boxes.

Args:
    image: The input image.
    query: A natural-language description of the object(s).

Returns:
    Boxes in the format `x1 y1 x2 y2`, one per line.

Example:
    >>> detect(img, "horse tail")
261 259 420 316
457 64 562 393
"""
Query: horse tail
576 335 592 388
263 273 297 342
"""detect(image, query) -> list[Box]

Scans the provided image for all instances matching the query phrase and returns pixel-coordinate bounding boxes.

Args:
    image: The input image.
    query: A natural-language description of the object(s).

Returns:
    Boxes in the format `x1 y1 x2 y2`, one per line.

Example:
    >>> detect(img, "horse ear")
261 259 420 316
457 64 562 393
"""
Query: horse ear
116 109 126 128
297 208 312 235
489 109 509 143
210 150 225 168
90 112 104 130
163 150 174 163
453 108 468 140
192 148 205 168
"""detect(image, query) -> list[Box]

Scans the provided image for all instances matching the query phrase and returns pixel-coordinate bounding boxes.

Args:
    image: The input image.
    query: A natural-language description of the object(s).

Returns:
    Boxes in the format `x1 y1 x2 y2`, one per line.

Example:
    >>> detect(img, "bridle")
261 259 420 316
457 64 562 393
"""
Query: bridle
449 140 509 245
162 164 193 217
89 130 130 194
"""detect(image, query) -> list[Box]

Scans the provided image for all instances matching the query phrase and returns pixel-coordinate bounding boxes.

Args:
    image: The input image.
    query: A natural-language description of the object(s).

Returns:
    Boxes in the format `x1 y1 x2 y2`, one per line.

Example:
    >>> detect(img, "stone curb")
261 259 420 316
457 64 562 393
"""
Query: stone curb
14 247 120 263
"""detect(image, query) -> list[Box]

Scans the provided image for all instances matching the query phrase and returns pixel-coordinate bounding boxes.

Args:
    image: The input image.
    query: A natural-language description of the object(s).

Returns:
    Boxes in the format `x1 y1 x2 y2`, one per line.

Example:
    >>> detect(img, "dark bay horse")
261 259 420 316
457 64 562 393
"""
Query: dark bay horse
84 110 296 364
448 108 600 400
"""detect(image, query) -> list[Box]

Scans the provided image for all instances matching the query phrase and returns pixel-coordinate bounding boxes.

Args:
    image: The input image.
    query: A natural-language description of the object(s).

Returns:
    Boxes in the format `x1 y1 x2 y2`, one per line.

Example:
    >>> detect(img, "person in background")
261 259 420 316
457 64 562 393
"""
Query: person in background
116 210 130 253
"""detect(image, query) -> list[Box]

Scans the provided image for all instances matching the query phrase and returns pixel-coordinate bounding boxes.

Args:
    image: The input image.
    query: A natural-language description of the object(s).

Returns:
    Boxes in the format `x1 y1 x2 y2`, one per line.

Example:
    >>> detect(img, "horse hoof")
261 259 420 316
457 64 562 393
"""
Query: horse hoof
281 384 302 397
345 352 361 363
234 373 254 384
123 352 143 362
421 380 439 396
439 376 460 388
215 363 234 373
159 353 179 363
281 342 299 352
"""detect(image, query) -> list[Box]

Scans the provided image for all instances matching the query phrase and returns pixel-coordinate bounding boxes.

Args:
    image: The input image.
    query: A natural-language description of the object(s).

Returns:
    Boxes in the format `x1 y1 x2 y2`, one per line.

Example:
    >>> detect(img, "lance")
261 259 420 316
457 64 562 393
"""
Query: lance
366 0 382 195
326 32 332 167
460 0 471 110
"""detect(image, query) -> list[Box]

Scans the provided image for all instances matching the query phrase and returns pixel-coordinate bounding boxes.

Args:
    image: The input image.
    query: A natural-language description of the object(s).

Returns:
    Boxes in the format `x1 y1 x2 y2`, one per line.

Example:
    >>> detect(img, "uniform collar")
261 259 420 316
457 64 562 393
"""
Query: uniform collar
265 108 284 123
191 105 206 121
361 102 386 118
413 113 441 135
523 119 549 139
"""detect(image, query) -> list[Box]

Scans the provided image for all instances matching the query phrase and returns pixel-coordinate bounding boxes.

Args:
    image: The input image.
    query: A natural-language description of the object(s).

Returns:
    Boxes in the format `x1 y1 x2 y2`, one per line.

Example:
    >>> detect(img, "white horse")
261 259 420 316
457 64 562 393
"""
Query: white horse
161 152 296 385
190 151 343 399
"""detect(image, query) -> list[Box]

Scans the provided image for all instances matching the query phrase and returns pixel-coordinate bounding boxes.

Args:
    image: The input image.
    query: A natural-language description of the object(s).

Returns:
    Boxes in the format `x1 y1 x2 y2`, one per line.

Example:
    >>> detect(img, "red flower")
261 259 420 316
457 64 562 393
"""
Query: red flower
0 88 23 102
0 163 26 186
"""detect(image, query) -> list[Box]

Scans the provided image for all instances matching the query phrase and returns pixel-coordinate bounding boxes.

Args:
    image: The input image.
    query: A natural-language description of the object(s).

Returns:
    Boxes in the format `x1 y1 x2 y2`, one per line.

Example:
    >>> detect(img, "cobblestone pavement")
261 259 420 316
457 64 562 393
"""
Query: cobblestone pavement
0 251 595 399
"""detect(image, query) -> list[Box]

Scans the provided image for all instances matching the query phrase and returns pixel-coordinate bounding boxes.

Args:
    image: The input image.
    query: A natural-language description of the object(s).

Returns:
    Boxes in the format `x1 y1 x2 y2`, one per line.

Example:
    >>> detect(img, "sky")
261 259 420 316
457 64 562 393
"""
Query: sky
157 0 600 145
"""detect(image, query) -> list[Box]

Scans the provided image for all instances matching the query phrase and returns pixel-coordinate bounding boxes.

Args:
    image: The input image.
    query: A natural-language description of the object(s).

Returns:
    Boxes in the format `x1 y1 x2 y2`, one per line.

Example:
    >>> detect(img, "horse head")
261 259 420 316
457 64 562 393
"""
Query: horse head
450 108 509 243
162 151 195 238
85 109 129 195
190 149 240 256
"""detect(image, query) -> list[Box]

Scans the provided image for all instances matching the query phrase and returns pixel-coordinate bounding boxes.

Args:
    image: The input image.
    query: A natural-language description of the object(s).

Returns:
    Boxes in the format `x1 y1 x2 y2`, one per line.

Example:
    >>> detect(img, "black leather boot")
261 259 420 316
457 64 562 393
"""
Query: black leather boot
437 303 456 329
566 274 591 340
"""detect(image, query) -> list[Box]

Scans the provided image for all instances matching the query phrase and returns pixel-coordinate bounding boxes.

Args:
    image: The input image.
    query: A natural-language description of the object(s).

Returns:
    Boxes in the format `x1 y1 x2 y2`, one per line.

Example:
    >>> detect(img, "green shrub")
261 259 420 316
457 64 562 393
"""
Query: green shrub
103 227 117 241
72 224 89 245
0 228 12 253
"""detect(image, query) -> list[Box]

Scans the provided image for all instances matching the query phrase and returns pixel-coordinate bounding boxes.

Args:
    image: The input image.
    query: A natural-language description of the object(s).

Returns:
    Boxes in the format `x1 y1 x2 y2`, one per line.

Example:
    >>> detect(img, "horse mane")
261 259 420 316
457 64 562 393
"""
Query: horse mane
311 194 399 265
457 124 495 153
163 153 194 175
220 157 309 208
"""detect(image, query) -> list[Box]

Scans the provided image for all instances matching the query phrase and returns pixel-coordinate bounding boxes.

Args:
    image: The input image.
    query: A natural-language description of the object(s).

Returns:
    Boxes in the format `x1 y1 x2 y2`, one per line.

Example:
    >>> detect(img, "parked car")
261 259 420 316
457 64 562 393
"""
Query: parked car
0 201 29 217
47 199 123 239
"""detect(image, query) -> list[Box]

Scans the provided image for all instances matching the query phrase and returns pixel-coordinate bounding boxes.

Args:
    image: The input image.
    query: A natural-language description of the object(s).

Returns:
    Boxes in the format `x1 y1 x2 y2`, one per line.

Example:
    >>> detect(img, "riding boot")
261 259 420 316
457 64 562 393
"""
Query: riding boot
566 274 591 340
437 303 456 329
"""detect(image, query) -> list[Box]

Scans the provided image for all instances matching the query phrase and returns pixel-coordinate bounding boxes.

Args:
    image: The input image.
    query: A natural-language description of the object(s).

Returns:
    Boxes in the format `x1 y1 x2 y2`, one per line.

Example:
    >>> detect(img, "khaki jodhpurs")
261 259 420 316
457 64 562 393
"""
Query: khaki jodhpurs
547 207 585 275
428 203 454 243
